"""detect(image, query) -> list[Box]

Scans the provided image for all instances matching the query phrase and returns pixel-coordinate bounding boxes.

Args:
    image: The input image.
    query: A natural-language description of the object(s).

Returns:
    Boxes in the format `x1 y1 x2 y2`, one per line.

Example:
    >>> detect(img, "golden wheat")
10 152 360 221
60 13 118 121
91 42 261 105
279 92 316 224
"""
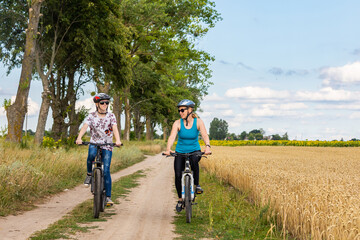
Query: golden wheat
201 146 360 239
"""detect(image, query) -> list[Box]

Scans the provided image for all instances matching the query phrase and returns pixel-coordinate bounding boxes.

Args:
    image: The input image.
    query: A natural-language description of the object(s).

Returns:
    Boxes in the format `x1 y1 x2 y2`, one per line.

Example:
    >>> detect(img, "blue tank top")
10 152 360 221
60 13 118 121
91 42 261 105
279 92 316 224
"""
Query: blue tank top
175 118 201 153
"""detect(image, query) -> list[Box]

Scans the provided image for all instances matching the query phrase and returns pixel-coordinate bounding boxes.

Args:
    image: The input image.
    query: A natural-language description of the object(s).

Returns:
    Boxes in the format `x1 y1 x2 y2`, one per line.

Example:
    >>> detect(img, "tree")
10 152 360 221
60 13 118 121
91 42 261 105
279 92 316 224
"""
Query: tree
1 0 44 142
209 118 228 140
272 134 281 140
239 131 247 140
248 133 255 140
254 133 263 140
282 132 289 140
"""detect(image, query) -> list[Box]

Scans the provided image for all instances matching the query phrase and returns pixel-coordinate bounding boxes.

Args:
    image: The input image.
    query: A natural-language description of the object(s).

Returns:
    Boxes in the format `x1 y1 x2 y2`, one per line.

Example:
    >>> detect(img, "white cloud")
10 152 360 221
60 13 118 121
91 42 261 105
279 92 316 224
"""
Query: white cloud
214 104 230 110
266 127 287 135
0 106 5 117
225 86 290 99
279 102 308 110
315 102 360 110
249 103 312 118
204 93 223 101
222 109 234 116
251 106 278 117
1 96 40 117
295 87 357 101
321 62 360 86
76 97 95 112
349 112 360 119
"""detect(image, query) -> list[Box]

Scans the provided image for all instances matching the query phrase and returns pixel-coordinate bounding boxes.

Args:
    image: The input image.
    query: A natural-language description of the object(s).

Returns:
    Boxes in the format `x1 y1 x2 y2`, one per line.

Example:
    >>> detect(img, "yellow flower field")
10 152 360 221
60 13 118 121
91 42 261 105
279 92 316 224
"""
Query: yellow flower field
201 146 360 239
202 140 360 147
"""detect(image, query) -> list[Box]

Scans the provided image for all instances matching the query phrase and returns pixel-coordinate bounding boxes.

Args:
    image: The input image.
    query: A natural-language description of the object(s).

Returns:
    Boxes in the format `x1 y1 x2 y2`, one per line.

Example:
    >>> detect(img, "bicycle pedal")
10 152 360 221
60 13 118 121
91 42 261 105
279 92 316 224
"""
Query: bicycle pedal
192 202 198 205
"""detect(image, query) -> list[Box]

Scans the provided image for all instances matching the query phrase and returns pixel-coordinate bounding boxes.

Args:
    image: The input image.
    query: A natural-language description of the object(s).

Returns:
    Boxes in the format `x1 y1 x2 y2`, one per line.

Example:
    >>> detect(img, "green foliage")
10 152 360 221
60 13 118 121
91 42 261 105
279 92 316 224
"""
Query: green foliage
209 117 228 140
41 136 62 148
0 125 8 137
41 136 76 149
2 98 11 111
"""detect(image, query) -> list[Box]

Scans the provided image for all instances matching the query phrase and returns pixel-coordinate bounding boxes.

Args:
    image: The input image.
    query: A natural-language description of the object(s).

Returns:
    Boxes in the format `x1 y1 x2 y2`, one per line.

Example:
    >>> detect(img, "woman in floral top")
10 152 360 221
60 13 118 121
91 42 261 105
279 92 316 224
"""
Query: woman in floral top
76 93 122 206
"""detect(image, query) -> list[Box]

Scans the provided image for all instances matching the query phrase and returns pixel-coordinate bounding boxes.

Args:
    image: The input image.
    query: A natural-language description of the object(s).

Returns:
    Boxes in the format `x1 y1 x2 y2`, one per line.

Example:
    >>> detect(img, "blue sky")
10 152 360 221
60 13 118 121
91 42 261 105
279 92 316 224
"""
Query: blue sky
197 0 360 140
1 0 360 140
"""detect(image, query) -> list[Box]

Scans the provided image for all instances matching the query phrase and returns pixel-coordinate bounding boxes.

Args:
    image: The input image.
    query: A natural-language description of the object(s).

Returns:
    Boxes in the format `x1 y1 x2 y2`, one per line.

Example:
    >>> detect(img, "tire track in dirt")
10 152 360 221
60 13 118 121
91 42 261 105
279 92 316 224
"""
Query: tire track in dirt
74 153 178 240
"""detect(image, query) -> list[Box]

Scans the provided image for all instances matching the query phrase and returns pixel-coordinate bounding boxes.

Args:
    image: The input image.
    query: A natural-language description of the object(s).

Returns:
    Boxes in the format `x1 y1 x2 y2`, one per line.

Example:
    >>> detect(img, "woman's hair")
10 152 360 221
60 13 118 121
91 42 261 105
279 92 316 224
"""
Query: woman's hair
189 108 198 118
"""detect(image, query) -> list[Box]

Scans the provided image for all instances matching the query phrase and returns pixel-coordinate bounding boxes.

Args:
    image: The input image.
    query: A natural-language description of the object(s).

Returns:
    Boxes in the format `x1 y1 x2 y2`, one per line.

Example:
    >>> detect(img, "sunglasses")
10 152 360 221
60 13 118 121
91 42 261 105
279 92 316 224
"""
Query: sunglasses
178 108 188 113
99 101 110 105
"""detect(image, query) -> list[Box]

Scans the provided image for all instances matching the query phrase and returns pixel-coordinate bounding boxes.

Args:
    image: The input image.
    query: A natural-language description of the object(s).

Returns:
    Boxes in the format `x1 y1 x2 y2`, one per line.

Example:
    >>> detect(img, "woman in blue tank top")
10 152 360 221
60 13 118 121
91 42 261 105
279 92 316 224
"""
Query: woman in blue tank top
164 99 212 212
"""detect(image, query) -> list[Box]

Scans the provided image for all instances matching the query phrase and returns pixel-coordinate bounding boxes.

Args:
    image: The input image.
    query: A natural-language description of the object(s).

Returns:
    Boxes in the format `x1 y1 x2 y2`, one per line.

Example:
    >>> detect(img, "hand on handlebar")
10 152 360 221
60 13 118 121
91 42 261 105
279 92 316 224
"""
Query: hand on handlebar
75 139 83 145
204 149 212 155
163 150 174 156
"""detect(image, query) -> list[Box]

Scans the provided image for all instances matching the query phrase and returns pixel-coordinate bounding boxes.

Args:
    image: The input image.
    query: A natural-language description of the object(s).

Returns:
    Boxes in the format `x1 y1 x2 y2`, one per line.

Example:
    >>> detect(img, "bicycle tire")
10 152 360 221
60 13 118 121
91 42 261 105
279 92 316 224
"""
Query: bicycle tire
100 184 106 212
185 175 192 223
93 168 101 218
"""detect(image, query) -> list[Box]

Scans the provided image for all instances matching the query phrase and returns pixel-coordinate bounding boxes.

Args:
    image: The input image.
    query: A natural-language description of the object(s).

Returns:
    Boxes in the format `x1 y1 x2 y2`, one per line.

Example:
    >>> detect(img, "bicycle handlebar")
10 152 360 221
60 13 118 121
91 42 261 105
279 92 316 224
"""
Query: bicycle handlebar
162 152 209 157
75 141 123 147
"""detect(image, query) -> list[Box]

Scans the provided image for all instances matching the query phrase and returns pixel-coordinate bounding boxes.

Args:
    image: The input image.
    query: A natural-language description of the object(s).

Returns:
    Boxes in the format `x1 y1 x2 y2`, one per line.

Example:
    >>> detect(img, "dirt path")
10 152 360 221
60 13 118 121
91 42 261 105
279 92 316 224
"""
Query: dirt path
0 154 178 240
74 152 178 240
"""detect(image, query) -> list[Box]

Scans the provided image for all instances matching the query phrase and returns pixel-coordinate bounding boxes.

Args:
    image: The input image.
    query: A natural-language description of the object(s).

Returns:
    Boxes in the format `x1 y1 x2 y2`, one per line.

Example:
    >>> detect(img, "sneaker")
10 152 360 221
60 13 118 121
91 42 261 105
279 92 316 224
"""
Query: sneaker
196 185 204 194
176 201 184 212
84 174 91 186
106 197 114 207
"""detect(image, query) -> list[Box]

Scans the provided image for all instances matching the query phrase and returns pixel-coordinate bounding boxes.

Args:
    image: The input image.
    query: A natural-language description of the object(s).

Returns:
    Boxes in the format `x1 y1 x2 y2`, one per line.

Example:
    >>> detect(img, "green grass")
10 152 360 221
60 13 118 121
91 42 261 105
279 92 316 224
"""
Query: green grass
30 170 145 240
174 170 285 240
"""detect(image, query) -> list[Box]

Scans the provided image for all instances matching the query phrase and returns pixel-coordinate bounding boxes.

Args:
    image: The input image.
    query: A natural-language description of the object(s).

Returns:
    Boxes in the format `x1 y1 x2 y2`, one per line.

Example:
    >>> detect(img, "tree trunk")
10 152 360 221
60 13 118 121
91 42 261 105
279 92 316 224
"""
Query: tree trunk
34 90 51 144
133 108 143 140
67 68 78 138
113 93 122 139
146 115 151 140
96 81 110 94
163 118 168 141
123 87 131 141
6 1 43 142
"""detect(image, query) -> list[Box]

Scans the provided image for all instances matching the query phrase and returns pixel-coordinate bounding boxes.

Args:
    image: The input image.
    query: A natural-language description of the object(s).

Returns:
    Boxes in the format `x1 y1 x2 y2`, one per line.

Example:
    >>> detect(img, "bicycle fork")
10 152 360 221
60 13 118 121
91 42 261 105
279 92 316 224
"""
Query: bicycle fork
181 172 195 201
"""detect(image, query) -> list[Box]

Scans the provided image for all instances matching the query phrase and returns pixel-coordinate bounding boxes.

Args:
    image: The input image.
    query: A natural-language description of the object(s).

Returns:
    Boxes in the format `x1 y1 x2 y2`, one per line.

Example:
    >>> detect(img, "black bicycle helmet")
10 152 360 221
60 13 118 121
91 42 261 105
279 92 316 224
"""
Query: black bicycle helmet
93 93 111 103
177 99 195 108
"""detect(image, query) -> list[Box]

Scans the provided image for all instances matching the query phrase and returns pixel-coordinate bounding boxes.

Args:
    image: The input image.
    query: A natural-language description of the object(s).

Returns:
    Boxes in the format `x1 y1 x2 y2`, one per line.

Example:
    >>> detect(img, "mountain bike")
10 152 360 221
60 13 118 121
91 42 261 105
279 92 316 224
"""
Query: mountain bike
163 151 206 223
78 142 120 218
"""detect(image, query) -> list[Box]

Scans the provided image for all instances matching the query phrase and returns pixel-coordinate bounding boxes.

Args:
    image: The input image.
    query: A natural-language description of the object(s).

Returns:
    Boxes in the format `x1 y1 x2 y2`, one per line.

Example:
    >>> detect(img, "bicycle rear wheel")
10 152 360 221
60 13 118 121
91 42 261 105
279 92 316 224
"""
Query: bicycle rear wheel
93 168 101 218
185 175 192 223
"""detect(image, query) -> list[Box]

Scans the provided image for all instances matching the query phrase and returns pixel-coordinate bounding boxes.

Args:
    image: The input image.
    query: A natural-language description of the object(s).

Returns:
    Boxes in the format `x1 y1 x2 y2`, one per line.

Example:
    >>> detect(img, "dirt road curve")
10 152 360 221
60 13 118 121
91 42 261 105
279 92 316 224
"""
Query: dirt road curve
0 154 178 240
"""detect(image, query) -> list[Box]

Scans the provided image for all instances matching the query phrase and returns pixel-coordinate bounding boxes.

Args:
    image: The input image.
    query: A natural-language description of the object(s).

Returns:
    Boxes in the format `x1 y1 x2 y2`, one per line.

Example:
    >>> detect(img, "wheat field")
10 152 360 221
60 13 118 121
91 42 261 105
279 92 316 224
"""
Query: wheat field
201 146 360 239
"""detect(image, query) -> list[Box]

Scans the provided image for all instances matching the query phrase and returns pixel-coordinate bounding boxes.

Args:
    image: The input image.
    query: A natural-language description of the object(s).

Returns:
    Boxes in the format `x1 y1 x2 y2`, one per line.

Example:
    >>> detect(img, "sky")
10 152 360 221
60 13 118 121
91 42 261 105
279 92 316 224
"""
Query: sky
1 0 360 140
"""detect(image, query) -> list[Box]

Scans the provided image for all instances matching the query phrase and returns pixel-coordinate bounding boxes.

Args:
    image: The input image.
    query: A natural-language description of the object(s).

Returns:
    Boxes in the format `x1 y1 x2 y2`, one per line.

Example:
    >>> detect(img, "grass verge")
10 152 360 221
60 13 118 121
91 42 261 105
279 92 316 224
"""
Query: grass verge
174 170 285 240
29 170 145 240
124 139 166 155
0 140 144 216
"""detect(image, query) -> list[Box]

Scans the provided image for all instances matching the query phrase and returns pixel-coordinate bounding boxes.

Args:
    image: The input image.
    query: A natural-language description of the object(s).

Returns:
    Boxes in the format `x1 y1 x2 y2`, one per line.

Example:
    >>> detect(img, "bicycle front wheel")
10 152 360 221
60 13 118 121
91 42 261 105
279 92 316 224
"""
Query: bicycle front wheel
93 168 101 218
185 175 192 223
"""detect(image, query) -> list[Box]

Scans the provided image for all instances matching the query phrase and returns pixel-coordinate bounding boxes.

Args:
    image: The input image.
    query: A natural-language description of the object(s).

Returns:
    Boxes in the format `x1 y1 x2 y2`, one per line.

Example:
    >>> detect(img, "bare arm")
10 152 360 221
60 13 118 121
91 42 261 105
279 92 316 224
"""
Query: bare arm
76 123 89 144
198 118 212 154
164 120 180 155
112 124 122 146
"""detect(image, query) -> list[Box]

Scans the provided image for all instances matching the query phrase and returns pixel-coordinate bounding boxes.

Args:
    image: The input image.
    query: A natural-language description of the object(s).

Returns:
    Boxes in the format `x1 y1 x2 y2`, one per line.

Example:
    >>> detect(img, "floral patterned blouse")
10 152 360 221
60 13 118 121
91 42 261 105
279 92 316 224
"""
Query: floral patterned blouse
84 112 117 151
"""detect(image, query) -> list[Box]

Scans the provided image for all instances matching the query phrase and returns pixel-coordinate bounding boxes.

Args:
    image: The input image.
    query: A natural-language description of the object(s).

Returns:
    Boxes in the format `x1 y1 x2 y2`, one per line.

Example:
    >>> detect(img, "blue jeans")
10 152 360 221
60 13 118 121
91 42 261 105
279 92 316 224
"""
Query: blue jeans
87 144 113 197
